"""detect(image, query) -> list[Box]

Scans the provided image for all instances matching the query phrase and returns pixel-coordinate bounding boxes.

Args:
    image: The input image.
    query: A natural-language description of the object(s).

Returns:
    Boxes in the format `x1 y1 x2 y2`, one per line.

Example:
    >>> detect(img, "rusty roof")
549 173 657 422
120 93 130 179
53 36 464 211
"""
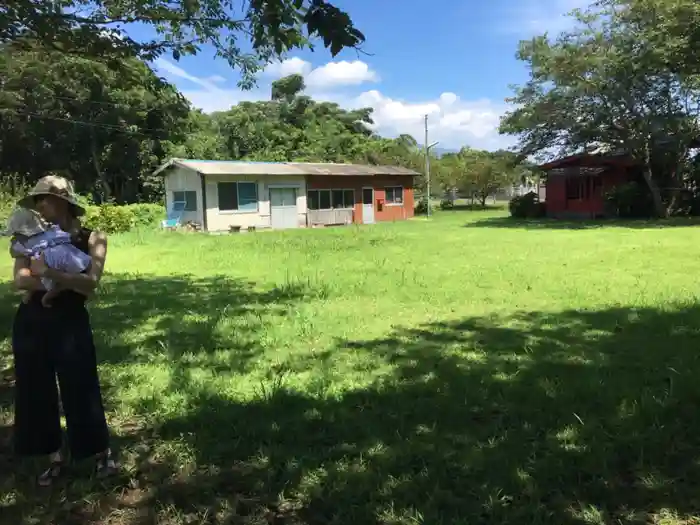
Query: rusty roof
153 159 420 177
538 152 636 171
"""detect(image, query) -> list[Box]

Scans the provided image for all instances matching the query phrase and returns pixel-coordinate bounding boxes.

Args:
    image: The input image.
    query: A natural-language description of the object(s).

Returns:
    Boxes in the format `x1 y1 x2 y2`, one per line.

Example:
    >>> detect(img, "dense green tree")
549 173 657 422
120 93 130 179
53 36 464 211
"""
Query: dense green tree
209 75 404 164
0 66 431 202
0 45 192 202
436 148 520 205
1 0 364 88
499 1 700 217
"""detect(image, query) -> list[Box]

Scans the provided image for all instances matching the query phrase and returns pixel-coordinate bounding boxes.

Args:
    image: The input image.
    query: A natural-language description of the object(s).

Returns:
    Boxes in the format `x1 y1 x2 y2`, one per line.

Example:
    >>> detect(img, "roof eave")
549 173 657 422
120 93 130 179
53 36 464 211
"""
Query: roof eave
152 158 183 177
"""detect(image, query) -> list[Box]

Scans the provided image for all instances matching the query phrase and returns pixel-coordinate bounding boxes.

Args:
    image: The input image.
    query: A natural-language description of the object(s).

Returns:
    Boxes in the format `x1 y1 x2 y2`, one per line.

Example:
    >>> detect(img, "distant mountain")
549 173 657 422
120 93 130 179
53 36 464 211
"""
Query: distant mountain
415 146 458 158
433 147 458 157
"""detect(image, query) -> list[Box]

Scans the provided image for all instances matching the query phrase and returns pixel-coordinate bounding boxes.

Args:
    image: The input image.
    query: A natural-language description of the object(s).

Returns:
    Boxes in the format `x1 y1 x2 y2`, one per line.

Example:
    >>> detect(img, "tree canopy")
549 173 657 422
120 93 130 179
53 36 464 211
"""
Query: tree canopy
499 0 700 217
0 2 531 206
1 0 364 88
0 44 192 202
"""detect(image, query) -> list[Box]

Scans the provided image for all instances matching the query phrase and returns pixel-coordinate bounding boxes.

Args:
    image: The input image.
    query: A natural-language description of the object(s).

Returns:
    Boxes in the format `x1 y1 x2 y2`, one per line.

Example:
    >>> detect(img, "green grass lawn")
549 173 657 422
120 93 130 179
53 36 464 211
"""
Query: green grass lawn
3 208 700 524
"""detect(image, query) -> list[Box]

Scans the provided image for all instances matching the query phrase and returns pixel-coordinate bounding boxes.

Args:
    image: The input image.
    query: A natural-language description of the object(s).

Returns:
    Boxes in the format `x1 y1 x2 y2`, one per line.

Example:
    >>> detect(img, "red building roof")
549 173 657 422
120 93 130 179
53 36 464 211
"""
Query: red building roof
538 152 637 171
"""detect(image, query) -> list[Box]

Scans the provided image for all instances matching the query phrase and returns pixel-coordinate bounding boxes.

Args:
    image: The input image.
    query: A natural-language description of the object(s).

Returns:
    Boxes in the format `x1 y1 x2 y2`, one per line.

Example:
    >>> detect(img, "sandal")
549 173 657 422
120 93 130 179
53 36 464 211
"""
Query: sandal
37 459 65 487
95 451 117 478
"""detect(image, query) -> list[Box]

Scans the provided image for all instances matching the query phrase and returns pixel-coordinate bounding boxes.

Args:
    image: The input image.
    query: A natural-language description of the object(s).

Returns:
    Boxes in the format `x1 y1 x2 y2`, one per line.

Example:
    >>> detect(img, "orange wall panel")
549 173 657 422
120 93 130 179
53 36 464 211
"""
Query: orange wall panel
306 175 415 223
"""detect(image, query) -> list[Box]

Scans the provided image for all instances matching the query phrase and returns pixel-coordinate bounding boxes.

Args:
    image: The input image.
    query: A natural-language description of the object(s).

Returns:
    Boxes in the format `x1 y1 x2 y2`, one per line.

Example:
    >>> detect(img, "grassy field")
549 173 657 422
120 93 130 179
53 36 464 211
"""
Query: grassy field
3 208 700 524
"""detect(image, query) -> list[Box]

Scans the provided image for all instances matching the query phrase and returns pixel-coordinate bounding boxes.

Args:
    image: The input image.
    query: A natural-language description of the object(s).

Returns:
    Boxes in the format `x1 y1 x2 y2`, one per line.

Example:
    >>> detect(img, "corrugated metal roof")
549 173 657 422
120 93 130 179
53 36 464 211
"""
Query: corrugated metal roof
538 152 635 171
153 158 419 177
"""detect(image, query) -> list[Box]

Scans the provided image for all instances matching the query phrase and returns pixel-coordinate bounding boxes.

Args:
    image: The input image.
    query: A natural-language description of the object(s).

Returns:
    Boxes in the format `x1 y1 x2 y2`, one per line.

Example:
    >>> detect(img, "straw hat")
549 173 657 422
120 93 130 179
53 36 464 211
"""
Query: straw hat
17 175 85 217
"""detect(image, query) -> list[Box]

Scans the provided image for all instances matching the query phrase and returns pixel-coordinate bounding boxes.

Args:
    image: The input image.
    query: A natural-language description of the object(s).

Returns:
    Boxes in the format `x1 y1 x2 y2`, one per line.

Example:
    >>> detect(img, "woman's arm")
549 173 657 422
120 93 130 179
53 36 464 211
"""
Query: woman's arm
12 256 45 291
34 231 108 298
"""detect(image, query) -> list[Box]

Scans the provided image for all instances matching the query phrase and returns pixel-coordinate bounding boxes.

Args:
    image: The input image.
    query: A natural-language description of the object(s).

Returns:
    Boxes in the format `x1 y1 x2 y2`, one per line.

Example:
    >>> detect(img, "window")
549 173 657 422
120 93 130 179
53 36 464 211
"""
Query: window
172 190 197 211
385 186 404 205
217 182 259 212
308 189 355 210
308 190 320 210
565 176 596 200
270 187 297 207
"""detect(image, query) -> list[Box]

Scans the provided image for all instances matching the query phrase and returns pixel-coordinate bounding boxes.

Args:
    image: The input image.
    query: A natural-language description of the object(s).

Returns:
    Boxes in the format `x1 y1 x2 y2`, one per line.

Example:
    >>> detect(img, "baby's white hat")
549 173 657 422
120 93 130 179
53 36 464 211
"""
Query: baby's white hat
4 207 48 237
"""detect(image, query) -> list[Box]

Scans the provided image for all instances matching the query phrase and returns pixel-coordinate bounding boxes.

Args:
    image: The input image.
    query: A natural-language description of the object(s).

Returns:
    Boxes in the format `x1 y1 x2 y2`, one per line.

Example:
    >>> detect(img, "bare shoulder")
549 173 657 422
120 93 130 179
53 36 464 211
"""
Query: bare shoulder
88 230 108 258
88 229 108 245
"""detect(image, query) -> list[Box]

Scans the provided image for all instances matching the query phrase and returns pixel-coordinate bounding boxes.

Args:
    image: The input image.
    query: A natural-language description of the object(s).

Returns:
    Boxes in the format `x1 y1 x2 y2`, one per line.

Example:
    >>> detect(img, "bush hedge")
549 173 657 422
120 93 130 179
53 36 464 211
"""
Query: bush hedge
603 182 654 218
414 198 433 215
1 181 165 235
0 190 14 229
82 203 165 234
508 191 546 218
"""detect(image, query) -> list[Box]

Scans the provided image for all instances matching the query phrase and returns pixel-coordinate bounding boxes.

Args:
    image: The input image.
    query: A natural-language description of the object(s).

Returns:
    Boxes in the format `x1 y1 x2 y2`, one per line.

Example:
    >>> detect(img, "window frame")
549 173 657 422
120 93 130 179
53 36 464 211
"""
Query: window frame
307 188 355 210
384 186 404 206
217 181 259 214
565 176 596 201
172 190 197 212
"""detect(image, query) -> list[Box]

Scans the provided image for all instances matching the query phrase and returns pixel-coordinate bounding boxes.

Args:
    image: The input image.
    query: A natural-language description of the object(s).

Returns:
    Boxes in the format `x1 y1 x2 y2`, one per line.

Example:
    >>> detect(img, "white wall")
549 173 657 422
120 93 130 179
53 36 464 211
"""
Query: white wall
164 167 204 225
204 174 307 231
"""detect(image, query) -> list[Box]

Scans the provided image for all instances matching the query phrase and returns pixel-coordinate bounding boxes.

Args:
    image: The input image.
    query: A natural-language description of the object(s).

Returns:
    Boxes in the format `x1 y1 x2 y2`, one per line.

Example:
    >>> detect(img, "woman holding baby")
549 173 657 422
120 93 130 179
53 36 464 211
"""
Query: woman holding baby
9 176 116 486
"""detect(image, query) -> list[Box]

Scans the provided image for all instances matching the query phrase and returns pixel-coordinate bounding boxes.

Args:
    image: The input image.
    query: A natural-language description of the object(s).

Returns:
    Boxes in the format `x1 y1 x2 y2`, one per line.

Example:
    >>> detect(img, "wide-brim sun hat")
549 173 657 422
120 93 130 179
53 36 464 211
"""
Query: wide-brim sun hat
17 175 85 217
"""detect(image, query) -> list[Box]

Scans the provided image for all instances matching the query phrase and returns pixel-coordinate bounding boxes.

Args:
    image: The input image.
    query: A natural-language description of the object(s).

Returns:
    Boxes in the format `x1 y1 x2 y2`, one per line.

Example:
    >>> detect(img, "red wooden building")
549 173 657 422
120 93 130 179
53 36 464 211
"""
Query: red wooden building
306 169 417 226
540 152 637 219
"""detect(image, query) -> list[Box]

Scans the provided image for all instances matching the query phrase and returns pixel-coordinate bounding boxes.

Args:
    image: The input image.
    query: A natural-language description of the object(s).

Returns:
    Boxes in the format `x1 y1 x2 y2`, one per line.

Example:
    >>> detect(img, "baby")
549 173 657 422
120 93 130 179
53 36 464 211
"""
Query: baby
7 208 92 306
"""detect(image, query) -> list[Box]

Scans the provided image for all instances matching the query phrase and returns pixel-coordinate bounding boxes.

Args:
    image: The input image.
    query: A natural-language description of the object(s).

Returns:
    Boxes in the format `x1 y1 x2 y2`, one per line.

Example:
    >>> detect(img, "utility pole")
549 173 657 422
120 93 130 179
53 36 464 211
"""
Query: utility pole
424 114 430 216
424 114 439 217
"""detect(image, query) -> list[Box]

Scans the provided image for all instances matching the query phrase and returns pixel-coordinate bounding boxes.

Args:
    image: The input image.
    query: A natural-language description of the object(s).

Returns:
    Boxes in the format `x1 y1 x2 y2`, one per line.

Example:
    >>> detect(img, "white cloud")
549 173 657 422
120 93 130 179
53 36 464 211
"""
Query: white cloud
319 90 511 151
205 75 227 84
154 58 220 92
263 58 378 89
262 57 311 78
154 57 265 112
307 60 378 88
154 57 515 151
501 0 592 36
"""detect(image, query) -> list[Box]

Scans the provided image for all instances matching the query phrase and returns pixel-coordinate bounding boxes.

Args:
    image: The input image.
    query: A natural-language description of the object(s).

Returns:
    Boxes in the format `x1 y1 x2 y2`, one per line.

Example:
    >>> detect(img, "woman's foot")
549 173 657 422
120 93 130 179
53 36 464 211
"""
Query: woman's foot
95 449 117 478
38 452 64 487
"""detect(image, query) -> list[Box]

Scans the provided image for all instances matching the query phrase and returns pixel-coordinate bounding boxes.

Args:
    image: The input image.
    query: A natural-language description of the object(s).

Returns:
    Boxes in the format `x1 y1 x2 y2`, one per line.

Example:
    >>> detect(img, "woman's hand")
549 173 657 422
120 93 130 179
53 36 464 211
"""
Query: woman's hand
30 253 48 277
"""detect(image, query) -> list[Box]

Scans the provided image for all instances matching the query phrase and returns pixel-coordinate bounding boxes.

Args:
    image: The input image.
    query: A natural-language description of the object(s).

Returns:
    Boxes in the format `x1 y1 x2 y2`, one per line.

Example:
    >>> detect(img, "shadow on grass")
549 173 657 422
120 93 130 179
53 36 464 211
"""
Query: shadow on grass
439 203 507 212
92 273 316 370
8 301 698 524
4 273 700 524
0 273 313 525
466 216 700 230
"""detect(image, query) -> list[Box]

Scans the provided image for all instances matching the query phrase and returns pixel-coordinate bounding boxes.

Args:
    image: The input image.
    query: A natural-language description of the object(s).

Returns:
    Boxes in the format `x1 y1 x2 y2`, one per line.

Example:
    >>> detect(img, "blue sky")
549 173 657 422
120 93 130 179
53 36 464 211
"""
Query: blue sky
145 0 586 151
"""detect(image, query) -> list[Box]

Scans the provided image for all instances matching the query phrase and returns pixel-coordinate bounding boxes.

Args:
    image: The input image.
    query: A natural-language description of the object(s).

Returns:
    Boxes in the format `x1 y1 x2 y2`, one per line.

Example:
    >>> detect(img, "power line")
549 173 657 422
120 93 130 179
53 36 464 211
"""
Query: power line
2 87 186 111
42 94 146 109
0 107 177 137
36 93 181 110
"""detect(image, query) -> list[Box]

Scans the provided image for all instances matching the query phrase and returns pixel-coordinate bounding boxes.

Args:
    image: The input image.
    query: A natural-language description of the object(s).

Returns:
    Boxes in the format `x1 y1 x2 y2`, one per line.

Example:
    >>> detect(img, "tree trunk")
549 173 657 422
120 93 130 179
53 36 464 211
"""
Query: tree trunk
642 166 666 218
665 149 688 217
479 194 487 207
642 144 666 218
666 187 681 216
89 129 111 202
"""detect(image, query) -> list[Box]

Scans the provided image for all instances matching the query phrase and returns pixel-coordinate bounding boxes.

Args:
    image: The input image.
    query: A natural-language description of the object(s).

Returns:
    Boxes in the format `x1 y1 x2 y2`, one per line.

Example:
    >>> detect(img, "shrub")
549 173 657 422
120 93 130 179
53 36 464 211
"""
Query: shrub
0 188 15 230
0 179 165 235
126 203 165 228
509 191 546 218
82 203 165 234
439 199 454 210
414 198 433 215
82 203 134 234
604 182 654 218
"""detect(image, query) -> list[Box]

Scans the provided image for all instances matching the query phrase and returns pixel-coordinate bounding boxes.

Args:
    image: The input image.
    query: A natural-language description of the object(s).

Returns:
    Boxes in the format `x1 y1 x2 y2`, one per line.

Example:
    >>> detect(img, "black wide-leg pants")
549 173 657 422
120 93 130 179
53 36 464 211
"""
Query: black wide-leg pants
12 292 109 460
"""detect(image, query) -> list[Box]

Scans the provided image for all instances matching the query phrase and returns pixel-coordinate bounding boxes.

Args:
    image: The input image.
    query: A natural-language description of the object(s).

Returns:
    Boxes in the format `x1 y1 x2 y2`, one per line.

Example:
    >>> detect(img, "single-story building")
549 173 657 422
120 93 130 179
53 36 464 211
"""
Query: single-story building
539 152 637 219
153 159 418 231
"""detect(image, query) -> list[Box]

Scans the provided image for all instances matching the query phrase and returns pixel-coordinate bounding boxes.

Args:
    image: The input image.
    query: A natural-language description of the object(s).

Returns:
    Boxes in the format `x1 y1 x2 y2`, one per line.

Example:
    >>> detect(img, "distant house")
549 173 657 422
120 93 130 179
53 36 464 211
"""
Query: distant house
153 159 419 231
539 152 637 219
